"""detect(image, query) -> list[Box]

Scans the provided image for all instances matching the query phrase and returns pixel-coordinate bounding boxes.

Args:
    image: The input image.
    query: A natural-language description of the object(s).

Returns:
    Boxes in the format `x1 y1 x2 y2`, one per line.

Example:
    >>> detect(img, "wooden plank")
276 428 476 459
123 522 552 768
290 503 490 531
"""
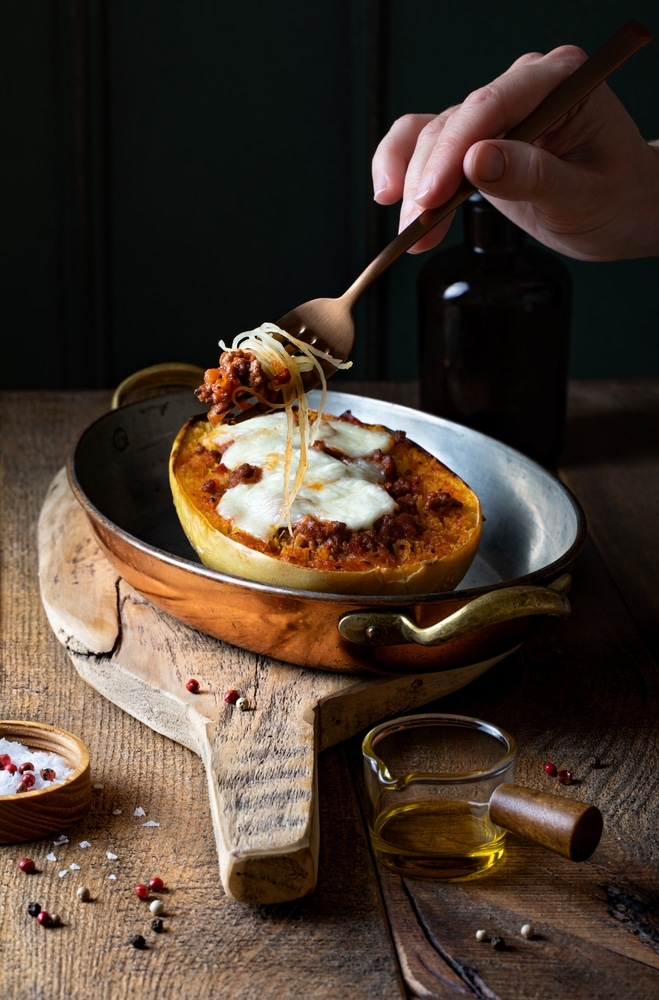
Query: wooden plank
3 379 659 999
354 538 659 997
561 377 659 660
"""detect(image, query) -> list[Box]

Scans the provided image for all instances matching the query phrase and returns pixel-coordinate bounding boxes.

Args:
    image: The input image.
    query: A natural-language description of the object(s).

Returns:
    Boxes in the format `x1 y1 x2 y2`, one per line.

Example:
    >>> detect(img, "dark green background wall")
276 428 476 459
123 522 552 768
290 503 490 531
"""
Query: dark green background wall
2 1 658 389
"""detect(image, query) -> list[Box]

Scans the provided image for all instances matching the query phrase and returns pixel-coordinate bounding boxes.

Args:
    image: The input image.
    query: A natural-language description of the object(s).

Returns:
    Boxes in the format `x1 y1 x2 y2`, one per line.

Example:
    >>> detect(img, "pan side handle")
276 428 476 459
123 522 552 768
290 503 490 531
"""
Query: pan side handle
337 575 572 648
111 363 205 410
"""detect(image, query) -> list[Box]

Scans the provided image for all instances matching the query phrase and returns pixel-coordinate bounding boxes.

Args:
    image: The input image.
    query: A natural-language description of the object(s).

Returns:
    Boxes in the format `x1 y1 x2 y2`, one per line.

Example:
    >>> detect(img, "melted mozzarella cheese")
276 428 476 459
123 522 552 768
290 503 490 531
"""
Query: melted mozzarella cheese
205 412 397 540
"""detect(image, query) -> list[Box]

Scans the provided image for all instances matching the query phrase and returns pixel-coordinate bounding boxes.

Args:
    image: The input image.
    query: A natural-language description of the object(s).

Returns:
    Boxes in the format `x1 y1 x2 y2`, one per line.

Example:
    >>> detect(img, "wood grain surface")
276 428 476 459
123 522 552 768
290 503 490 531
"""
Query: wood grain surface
1 379 658 1000
37 467 499 905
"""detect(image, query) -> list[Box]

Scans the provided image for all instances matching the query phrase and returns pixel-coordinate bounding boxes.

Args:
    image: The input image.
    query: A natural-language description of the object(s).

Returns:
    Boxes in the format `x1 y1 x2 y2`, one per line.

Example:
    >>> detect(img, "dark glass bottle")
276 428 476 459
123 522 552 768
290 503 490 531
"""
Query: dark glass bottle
417 192 572 468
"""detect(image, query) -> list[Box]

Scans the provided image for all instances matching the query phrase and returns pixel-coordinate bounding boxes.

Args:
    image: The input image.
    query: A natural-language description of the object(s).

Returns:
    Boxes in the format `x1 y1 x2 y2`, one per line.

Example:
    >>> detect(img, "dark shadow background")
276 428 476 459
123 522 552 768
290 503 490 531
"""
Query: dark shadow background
2 0 658 390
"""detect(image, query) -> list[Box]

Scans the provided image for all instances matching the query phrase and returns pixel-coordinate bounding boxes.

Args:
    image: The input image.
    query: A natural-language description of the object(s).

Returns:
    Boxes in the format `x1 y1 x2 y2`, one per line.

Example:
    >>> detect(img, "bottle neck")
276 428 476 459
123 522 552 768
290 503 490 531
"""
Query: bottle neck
464 193 523 254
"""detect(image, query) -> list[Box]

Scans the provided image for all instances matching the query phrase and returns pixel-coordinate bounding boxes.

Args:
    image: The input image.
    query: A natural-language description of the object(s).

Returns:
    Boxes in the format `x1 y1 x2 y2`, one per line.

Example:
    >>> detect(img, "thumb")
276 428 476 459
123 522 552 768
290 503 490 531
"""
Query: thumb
465 139 559 205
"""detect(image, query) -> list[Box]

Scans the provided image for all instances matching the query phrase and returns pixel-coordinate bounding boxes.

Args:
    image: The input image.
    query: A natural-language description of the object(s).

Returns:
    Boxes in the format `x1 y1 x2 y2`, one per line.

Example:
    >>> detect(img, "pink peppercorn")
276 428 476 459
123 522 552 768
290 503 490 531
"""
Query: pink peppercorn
37 911 53 927
544 762 558 778
0 753 12 769
18 858 36 874
557 769 573 785
185 678 200 694
134 883 150 900
18 761 35 774
149 876 164 892
223 689 240 705
20 772 36 789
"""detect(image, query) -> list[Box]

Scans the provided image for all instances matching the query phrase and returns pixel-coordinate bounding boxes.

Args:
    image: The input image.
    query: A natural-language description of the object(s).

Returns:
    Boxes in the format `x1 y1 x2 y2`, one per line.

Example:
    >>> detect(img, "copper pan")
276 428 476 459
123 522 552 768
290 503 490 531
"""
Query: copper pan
67 385 586 676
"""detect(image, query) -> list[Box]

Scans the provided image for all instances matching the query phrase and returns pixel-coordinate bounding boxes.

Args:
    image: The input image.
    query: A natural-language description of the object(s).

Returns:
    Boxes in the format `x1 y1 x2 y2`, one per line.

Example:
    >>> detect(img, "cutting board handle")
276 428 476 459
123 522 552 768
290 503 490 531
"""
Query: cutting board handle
197 713 320 904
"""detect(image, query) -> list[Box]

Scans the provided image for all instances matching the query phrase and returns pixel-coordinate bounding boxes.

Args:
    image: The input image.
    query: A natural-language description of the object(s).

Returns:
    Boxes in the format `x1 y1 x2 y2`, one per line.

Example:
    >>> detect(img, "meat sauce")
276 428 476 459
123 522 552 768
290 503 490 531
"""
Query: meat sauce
195 350 279 423
185 410 470 573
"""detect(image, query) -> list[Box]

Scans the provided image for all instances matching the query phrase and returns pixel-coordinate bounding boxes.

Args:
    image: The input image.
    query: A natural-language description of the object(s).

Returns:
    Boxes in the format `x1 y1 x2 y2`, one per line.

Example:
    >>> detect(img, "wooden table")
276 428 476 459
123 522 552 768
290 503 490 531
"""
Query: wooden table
1 379 658 1000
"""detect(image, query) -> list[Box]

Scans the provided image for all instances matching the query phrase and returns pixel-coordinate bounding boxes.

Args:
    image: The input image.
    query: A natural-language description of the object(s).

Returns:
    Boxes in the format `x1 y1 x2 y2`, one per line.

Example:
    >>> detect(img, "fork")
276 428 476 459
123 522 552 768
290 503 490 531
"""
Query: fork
275 20 651 388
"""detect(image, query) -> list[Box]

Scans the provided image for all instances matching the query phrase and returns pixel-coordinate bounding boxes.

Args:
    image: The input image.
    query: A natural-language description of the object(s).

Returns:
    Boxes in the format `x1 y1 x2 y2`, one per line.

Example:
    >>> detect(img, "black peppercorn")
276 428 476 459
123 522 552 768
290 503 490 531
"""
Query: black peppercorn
151 917 164 933
27 902 41 918
491 935 506 951
129 934 147 950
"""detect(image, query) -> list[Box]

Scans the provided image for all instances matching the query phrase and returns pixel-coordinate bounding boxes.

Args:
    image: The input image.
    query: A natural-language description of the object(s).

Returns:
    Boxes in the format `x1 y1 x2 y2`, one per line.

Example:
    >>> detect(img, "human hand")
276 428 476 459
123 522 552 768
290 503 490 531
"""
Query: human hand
372 44 659 261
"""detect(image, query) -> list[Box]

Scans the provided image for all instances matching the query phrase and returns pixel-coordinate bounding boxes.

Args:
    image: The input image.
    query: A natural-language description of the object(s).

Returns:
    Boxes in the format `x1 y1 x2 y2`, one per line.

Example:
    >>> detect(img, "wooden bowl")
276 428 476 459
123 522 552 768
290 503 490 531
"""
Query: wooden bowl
0 721 91 844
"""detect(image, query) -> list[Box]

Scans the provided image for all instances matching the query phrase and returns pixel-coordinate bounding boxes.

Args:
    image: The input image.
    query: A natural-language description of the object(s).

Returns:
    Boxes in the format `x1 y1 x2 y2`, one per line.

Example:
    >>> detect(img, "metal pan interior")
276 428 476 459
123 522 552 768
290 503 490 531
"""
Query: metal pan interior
68 390 586 605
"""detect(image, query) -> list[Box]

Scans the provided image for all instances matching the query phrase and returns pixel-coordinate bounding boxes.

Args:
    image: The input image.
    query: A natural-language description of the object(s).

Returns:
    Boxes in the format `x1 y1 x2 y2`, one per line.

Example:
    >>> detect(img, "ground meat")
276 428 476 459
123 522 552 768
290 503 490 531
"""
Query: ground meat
374 512 422 545
372 449 398 482
424 490 463 514
201 479 220 494
226 463 262 488
391 492 419 515
336 410 363 425
289 506 423 564
386 476 420 499
292 516 351 551
195 349 277 422
311 440 348 461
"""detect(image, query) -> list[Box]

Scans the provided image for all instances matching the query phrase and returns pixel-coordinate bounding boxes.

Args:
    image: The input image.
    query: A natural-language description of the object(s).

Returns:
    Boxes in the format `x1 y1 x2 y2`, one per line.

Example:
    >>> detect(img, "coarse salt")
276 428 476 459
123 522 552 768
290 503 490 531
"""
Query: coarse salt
0 737 72 795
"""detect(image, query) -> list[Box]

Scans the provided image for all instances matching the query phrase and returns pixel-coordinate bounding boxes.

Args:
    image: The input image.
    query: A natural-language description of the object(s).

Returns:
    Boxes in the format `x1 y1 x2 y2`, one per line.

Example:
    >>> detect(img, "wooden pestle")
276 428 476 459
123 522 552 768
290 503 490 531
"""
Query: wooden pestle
489 784 603 862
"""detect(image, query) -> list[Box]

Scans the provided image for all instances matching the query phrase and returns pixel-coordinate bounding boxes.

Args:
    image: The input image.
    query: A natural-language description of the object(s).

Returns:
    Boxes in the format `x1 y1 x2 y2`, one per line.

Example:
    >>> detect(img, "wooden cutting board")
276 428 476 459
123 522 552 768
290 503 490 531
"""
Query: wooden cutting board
37 468 507 904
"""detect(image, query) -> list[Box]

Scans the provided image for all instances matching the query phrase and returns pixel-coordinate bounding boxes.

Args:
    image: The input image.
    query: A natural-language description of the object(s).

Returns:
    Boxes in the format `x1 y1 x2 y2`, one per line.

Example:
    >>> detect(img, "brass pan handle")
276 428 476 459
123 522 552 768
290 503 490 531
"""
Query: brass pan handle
111 363 205 410
338 575 572 648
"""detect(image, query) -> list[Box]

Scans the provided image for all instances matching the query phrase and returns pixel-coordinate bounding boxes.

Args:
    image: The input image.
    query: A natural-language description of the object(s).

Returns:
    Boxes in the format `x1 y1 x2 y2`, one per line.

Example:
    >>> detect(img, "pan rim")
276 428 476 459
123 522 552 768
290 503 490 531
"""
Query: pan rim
66 389 587 606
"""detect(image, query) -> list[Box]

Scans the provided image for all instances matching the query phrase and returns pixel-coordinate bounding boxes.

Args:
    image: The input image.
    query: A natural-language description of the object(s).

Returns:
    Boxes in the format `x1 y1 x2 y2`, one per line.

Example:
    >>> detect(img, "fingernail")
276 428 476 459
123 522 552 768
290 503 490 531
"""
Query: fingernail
475 143 505 183
415 171 440 202
399 207 414 232
373 174 389 199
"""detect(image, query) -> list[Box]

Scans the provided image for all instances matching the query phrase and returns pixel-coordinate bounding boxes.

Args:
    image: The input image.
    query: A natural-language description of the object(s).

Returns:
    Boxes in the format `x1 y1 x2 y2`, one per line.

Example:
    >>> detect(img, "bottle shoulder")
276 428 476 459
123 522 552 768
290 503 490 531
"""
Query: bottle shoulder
417 242 571 294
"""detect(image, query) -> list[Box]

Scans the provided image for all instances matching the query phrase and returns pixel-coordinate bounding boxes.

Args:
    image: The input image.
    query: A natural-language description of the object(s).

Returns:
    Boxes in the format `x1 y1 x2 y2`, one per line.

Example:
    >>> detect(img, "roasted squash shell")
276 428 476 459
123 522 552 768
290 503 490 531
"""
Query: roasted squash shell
169 412 482 596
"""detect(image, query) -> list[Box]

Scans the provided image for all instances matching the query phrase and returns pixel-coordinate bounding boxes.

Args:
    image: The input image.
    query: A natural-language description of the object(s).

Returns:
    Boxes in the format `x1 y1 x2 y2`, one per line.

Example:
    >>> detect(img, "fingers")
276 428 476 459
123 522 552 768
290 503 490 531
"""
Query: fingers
411 45 588 213
372 43 589 248
372 113 438 205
